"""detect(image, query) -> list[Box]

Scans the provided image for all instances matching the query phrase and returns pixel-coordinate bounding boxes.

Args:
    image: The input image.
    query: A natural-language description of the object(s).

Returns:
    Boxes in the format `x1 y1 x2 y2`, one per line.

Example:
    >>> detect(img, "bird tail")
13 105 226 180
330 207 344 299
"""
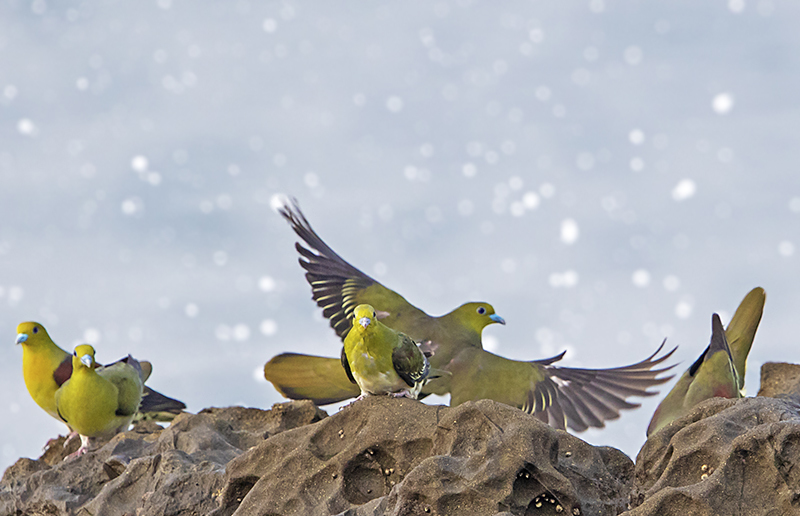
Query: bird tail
136 386 187 422
264 352 361 405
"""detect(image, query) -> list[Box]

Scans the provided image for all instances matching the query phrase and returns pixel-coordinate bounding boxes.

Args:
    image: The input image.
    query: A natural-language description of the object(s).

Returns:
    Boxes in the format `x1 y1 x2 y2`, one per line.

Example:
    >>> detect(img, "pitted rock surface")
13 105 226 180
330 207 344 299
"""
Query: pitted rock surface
0 402 326 516
627 365 800 516
213 396 633 516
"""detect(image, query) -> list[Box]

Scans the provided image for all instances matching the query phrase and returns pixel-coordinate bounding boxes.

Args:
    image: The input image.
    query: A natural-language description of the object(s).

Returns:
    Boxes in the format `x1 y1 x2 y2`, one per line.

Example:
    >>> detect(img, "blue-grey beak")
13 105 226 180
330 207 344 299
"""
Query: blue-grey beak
80 354 94 368
359 317 371 329
490 314 506 325
15 333 28 345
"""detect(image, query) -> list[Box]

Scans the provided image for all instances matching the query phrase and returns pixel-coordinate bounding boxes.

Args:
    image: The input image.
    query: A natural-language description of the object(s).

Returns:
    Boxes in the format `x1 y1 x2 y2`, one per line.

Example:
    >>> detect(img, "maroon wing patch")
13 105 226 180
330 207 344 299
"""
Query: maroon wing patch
53 357 73 387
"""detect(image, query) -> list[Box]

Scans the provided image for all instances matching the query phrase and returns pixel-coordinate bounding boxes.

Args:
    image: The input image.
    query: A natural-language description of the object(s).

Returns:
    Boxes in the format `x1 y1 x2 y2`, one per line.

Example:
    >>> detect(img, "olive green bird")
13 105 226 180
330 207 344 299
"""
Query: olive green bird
343 304 431 400
646 287 765 436
55 344 145 458
16 321 186 434
264 200 677 432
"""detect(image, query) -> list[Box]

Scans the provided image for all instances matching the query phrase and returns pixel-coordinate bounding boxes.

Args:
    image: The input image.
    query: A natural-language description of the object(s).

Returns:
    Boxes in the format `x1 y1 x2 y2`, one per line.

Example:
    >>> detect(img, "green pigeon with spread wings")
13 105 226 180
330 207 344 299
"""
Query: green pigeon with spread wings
265 200 676 432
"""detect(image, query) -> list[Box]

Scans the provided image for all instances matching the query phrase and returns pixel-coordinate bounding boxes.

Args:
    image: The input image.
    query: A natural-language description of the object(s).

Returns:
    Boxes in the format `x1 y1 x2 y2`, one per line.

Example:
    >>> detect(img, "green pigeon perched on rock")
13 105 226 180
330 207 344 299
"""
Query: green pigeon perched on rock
265 199 677 432
646 287 765 436
342 304 431 400
55 345 145 458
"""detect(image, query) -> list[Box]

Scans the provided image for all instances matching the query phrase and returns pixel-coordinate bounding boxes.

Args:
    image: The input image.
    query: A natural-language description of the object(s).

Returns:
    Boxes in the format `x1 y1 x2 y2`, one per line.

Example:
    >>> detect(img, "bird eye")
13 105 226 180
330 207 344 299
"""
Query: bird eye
373 311 376 317
477 307 486 315
73 350 77 356
33 327 39 334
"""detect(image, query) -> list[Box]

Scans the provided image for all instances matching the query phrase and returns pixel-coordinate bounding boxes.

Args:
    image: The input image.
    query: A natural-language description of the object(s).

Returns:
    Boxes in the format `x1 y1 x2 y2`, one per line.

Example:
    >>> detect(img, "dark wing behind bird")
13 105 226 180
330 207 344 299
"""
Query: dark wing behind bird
278 199 429 340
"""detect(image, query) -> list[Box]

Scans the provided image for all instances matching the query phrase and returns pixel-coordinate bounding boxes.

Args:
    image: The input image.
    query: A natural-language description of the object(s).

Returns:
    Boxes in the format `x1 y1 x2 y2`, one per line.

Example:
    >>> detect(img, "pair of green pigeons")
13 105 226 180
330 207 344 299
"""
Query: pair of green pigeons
16 322 186 458
265 200 766 435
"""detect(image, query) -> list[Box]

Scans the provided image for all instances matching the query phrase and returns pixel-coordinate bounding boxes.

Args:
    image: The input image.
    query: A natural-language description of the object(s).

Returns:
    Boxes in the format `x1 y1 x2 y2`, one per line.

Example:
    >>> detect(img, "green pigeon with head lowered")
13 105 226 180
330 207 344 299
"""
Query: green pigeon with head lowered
647 287 765 436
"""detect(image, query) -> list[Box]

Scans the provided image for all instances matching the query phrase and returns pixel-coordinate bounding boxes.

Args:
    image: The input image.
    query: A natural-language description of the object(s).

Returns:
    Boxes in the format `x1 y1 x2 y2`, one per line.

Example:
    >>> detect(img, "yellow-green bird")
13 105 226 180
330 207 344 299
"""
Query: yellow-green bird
16 322 186 433
646 287 765 436
343 304 431 400
55 344 144 457
264 200 677 432
724 287 766 394
646 313 740 436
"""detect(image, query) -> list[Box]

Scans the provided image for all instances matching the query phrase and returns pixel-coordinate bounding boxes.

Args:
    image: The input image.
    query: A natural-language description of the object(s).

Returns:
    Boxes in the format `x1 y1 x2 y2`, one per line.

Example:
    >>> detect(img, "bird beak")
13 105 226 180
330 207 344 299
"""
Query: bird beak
80 354 93 368
490 314 506 325
359 317 371 329
15 333 28 345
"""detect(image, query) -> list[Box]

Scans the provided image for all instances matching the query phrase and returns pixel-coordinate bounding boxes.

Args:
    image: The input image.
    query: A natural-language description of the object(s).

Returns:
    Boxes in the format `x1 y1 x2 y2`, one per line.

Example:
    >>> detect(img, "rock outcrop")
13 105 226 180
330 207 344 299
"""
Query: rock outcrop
3 362 800 516
212 397 633 516
2 398 632 516
0 403 326 516
629 362 800 516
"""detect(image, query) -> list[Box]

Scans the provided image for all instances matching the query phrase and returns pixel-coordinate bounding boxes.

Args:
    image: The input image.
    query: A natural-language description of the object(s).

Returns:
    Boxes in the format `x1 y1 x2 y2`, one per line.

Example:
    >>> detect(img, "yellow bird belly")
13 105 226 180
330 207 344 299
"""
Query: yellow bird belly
349 348 405 395
57 373 122 437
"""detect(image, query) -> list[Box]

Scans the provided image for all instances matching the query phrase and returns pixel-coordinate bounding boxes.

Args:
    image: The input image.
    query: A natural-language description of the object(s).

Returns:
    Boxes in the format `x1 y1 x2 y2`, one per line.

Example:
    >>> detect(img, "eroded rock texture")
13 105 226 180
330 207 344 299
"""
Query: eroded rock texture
628 362 800 516
10 365 800 516
0 402 325 516
213 396 633 516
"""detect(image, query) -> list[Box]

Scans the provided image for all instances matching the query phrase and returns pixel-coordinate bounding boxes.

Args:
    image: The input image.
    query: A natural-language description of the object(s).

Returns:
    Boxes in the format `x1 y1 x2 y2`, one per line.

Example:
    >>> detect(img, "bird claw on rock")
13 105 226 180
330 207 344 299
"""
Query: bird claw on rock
63 431 80 449
64 445 88 461
340 394 368 411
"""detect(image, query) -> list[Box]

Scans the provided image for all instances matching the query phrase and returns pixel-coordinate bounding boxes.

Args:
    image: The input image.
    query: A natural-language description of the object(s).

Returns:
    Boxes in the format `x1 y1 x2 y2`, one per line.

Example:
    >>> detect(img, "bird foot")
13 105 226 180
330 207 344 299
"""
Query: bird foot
63 435 92 461
339 394 369 410
63 431 80 449
391 391 413 399
63 445 89 461
43 431 79 452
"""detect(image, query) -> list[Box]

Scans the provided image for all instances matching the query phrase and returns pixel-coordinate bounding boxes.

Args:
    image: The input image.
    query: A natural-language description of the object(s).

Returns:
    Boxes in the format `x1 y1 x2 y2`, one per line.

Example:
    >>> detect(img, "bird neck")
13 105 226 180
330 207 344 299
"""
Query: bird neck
350 323 393 354
437 310 484 344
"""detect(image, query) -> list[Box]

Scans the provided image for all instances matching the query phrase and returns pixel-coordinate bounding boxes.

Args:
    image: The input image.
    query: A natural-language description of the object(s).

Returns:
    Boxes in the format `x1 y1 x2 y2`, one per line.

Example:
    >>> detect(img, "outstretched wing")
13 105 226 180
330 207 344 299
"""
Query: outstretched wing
278 199 429 340
448 341 677 432
530 340 677 431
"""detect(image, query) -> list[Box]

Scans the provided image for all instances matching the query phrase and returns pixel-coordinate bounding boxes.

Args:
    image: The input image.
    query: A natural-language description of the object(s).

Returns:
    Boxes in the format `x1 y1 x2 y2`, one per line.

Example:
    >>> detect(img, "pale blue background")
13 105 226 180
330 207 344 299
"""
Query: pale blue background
2 0 798 472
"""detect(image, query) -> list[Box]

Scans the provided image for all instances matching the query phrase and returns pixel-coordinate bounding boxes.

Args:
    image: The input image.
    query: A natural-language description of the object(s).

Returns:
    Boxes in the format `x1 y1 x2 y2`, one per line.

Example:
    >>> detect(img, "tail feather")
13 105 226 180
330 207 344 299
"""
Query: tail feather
264 352 360 405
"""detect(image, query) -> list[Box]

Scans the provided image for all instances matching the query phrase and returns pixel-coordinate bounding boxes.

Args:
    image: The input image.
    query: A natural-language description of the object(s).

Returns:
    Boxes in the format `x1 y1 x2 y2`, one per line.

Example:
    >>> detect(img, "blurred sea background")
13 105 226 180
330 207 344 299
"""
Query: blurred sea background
2 0 798 471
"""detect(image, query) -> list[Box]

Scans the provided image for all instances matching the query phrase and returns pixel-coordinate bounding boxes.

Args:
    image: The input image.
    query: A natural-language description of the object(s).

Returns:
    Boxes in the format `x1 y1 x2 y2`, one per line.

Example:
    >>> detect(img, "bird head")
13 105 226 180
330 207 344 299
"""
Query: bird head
72 344 96 370
351 304 377 333
15 321 51 348
451 302 505 334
